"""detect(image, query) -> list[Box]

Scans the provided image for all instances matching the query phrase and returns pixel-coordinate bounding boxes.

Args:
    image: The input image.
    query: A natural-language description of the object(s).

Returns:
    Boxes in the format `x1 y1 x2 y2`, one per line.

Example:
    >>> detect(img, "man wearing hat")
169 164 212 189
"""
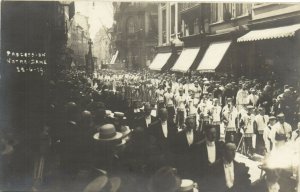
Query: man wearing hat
269 113 292 150
222 98 238 143
248 88 259 107
93 124 125 174
264 116 276 153
254 107 269 155
240 105 256 156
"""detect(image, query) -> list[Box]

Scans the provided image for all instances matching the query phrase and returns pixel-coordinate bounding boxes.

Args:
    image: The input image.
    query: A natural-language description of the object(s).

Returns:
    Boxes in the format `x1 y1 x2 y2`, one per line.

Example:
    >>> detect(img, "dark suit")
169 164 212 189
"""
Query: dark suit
148 119 177 169
187 140 224 183
135 115 157 130
210 160 251 192
172 130 201 177
173 130 201 153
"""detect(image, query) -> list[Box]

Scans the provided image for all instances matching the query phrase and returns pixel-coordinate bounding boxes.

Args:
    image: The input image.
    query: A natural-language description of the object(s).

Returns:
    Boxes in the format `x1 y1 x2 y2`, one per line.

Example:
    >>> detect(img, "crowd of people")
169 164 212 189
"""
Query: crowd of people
1 69 300 192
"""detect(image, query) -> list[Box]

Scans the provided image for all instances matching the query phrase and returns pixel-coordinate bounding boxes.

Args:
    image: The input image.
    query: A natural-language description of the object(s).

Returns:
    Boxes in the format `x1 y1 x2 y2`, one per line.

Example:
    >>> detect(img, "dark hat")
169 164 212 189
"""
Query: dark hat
93 124 122 142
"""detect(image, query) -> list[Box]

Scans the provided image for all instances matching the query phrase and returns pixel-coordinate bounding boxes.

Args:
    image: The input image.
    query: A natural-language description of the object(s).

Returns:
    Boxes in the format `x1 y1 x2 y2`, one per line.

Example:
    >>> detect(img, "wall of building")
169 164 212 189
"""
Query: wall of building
112 2 158 70
93 27 112 67
67 12 90 70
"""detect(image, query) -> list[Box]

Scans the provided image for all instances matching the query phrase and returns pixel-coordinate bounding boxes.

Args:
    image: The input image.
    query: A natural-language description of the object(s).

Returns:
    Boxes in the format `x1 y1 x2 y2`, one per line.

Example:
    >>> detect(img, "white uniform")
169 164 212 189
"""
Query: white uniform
222 105 238 132
269 122 292 149
242 113 255 137
255 114 269 134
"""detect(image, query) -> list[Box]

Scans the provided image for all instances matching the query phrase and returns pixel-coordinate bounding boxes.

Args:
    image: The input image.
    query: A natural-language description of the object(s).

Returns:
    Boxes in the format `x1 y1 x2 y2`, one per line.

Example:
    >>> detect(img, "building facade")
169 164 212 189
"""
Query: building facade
239 3 300 83
1 1 75 78
153 2 300 84
67 12 90 70
0 0 75 135
112 2 158 70
93 27 112 68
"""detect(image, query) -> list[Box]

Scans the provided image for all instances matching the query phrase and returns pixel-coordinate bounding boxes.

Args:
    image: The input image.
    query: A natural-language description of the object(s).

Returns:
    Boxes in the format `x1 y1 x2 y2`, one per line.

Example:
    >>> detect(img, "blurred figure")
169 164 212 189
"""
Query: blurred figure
251 167 281 192
264 116 277 153
254 107 269 155
269 113 292 150
240 105 255 157
148 167 181 192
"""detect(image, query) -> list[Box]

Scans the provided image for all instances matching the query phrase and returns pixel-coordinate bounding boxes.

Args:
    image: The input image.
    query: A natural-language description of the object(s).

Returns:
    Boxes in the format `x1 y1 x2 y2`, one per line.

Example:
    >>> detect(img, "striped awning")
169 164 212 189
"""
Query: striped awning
171 47 200 73
148 52 172 71
197 41 231 72
237 24 300 42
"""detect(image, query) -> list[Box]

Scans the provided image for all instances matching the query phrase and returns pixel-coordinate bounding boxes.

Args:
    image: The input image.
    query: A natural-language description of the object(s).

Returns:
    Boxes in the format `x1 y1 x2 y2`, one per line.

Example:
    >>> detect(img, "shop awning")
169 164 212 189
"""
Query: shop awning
171 47 200 73
197 41 231 72
148 52 172 71
237 24 300 42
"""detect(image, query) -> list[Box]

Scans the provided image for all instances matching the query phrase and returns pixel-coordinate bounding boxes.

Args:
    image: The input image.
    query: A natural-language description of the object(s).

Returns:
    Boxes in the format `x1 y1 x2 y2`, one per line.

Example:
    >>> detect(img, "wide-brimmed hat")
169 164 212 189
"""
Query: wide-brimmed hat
93 124 122 142
180 179 194 192
247 105 254 110
277 113 285 118
83 175 121 192
114 112 124 118
269 116 276 120
226 97 233 102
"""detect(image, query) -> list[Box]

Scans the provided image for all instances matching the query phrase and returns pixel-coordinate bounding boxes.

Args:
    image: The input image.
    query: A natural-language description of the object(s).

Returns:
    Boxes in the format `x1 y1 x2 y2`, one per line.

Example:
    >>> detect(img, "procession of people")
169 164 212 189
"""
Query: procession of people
1 68 300 192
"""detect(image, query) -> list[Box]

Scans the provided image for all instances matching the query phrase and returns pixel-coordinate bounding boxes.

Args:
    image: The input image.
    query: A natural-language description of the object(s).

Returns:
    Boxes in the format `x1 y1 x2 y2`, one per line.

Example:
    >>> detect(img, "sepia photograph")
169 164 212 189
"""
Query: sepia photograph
0 1 300 191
